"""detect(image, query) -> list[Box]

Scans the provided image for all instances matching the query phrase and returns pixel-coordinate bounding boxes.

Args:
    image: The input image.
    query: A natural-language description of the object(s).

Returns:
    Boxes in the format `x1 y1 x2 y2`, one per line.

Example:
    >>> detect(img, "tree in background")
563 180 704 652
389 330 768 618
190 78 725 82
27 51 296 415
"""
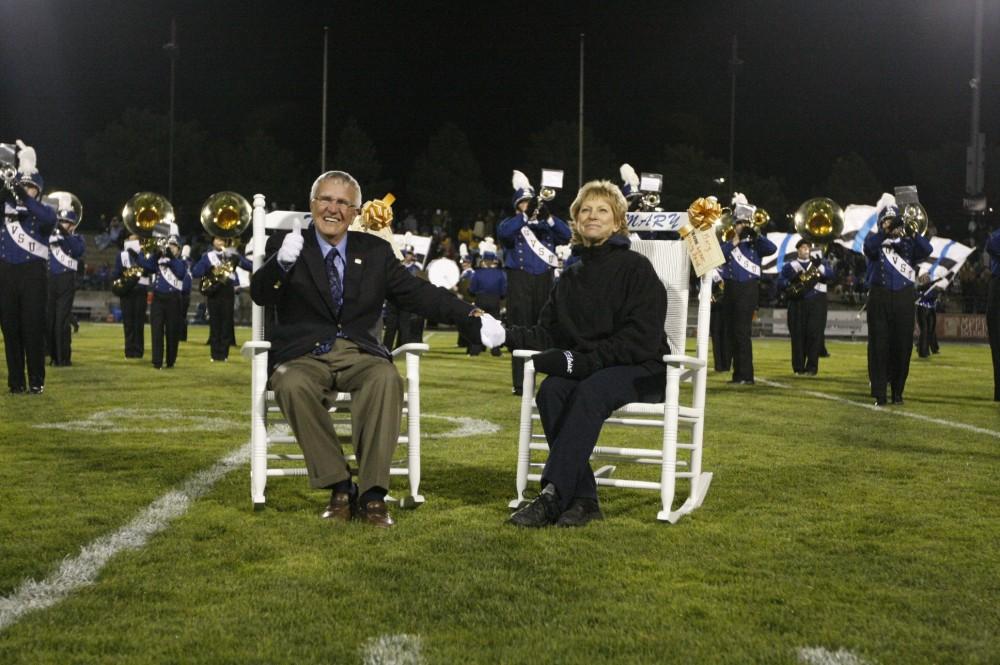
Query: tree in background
523 121 616 211
821 152 883 208
407 123 486 217
333 118 392 199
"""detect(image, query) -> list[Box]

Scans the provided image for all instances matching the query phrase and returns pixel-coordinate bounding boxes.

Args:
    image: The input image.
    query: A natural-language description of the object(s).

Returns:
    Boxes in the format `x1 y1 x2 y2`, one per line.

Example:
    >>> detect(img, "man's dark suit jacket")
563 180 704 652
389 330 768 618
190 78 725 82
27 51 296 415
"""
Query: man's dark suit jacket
251 226 479 368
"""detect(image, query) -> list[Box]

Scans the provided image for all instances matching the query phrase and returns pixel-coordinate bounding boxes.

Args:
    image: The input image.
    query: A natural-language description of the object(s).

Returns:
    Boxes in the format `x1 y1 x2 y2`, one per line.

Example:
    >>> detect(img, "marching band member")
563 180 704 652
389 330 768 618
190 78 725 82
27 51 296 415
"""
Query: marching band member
779 239 833 375
985 226 1000 400
179 244 192 343
915 274 941 359
138 236 188 369
191 237 251 362
0 141 57 394
112 233 149 358
720 193 776 385
863 194 932 406
497 170 571 395
709 264 731 372
381 242 425 350
467 237 506 357
46 200 85 367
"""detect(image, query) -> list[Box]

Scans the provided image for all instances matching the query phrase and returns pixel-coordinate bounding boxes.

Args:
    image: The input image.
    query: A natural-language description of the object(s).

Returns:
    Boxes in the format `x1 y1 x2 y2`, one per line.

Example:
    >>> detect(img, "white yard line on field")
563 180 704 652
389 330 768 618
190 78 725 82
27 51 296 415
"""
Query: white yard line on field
797 646 872 665
360 634 425 665
0 444 249 633
758 378 1000 439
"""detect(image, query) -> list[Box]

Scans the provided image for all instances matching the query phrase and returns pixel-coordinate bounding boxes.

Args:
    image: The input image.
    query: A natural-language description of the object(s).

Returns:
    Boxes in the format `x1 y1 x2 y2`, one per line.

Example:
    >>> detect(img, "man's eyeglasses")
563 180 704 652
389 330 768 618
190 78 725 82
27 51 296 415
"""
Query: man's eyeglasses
312 196 356 210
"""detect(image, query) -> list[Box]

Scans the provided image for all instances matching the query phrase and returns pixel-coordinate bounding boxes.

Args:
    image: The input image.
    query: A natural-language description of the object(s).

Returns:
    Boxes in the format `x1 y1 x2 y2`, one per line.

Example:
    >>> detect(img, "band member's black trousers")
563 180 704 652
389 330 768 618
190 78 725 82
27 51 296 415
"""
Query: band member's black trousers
0 261 47 390
535 363 666 510
150 292 183 369
47 271 76 366
207 284 236 360
382 302 424 350
180 291 191 342
987 278 1000 401
788 295 826 374
866 285 915 401
723 279 758 382
506 269 554 392
710 301 731 371
916 306 939 358
120 287 147 358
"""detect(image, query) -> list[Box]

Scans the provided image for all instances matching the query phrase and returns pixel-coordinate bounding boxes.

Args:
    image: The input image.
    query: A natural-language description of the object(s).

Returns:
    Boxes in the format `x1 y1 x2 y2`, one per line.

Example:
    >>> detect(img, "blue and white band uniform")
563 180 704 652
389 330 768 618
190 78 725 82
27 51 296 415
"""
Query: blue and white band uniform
497 212 572 275
2 199 57 264
864 232 932 291
49 231 85 275
138 254 188 294
781 259 833 299
118 249 150 287
721 236 777 283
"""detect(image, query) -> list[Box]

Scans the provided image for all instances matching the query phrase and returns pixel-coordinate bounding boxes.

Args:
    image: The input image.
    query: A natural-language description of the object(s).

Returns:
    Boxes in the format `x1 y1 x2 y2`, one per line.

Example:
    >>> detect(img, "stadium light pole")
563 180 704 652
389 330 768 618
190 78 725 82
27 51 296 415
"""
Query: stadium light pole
578 33 585 189
727 35 742 200
321 26 329 172
965 0 985 218
163 18 178 202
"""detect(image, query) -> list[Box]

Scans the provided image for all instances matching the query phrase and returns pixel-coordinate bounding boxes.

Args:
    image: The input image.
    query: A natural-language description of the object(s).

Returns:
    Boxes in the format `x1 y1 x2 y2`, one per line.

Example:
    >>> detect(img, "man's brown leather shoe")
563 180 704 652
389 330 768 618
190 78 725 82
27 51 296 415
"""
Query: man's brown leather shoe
321 491 355 522
356 499 395 528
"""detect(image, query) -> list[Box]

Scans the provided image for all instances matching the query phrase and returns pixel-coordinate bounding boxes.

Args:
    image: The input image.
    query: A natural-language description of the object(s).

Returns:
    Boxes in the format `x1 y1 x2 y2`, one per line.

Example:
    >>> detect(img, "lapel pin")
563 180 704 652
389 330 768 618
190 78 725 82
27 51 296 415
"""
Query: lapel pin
354 258 362 264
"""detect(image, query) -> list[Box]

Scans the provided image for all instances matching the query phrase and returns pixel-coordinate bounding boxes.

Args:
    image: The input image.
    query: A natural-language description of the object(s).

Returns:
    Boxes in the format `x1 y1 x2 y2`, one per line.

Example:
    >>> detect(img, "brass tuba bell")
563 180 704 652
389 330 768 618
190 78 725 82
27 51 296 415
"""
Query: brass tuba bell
122 191 175 254
794 197 843 246
197 191 252 296
200 191 252 240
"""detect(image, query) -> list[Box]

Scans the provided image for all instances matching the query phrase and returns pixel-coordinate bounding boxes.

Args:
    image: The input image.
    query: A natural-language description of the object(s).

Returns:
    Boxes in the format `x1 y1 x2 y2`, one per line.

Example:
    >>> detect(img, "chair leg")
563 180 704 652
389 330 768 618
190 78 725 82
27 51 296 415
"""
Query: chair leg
400 351 425 508
657 368 681 522
509 362 537 509
250 356 269 508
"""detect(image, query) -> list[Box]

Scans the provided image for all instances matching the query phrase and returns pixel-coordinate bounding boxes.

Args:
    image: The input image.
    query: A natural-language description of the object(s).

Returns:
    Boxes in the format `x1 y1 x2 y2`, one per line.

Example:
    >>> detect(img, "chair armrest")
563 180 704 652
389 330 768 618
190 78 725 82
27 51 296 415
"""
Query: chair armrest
513 349 540 359
241 340 271 359
391 342 430 357
662 354 707 369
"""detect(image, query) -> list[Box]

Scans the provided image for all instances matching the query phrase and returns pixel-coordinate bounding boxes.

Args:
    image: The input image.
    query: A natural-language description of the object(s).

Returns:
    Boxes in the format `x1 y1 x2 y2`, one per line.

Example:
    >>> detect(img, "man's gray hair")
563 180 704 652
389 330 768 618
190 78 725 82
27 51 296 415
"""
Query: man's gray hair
310 170 362 206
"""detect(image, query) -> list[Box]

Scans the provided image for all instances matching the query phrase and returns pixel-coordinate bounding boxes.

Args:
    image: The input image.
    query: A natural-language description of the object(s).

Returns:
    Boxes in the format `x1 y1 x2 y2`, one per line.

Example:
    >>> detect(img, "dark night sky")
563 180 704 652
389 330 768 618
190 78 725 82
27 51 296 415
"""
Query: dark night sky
2 0 998 210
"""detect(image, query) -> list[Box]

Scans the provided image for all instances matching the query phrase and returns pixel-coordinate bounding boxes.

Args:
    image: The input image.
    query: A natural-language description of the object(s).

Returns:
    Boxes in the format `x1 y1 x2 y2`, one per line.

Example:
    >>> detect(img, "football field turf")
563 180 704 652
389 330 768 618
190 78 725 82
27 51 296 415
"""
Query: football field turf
1 323 997 664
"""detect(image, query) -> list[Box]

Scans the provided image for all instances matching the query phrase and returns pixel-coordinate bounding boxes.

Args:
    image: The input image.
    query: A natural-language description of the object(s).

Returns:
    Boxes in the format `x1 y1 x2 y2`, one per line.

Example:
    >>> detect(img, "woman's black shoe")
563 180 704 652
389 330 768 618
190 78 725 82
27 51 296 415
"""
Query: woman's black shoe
508 492 561 528
555 498 604 527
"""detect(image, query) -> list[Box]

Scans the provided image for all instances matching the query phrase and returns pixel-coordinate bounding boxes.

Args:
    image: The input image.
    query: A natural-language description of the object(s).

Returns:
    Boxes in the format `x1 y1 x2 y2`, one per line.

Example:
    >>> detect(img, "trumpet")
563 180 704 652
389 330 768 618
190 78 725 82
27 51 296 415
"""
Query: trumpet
527 186 557 222
0 143 17 186
714 206 768 243
198 191 252 296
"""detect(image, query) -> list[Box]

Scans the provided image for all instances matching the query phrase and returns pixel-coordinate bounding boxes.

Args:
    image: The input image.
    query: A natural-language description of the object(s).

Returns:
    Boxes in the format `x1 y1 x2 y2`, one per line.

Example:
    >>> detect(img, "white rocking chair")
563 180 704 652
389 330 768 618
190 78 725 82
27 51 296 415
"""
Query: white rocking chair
509 238 713 523
242 194 427 509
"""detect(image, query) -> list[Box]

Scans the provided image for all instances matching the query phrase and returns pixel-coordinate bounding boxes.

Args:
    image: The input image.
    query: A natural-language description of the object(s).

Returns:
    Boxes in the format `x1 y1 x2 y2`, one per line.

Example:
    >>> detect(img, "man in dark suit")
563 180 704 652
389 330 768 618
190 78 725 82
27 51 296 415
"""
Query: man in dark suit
250 170 484 528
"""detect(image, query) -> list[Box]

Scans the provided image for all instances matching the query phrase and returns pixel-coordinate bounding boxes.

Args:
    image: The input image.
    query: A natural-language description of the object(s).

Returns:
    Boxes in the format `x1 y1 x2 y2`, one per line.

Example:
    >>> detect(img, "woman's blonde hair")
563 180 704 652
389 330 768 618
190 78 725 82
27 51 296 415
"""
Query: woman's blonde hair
569 179 629 245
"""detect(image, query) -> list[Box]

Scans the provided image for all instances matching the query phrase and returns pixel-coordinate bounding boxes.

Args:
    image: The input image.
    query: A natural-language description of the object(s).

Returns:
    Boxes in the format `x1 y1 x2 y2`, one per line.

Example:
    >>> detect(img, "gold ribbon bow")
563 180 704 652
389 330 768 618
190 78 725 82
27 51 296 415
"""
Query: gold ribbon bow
361 193 396 231
686 197 723 231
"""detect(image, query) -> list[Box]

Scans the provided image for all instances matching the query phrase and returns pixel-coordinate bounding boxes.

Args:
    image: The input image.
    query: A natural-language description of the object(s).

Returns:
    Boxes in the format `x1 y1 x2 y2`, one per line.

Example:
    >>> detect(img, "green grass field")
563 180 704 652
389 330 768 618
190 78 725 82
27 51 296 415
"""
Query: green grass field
1 323 998 664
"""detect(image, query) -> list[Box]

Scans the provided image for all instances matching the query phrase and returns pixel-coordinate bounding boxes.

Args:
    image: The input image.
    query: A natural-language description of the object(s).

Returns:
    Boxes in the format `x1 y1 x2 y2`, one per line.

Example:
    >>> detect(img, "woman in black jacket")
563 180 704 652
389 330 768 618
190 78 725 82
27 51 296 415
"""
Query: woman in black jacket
501 180 669 527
